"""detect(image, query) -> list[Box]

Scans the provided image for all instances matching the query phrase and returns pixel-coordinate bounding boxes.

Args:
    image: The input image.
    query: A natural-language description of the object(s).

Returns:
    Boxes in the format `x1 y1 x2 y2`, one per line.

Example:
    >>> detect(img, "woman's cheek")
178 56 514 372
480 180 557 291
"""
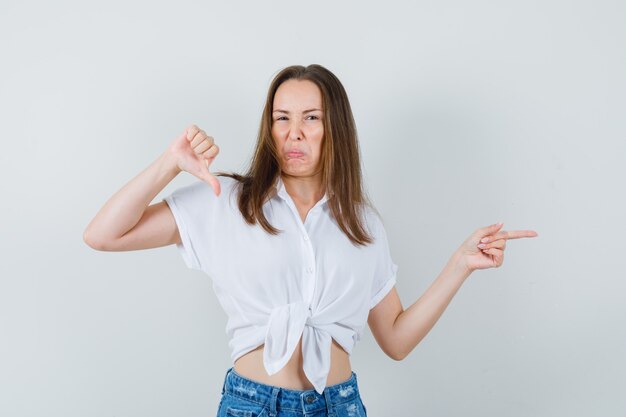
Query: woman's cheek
303 126 323 142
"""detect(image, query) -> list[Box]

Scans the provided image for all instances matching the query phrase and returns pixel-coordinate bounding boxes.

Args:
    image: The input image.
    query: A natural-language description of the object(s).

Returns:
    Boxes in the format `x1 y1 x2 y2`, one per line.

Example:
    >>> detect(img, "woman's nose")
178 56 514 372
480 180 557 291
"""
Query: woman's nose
288 120 303 141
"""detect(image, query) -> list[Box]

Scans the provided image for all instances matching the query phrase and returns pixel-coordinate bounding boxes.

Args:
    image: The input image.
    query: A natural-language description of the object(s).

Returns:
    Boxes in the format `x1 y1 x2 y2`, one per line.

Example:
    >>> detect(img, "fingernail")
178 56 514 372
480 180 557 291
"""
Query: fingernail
481 237 490 243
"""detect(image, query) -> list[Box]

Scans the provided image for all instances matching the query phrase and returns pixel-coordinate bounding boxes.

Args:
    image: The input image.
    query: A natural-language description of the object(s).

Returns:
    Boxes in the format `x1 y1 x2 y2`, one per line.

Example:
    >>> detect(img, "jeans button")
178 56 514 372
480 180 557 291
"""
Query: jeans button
306 396 315 404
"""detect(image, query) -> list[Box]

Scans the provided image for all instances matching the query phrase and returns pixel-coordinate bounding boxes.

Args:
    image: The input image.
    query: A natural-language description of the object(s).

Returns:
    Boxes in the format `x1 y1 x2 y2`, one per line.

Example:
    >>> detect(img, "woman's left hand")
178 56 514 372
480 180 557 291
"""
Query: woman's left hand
455 222 538 274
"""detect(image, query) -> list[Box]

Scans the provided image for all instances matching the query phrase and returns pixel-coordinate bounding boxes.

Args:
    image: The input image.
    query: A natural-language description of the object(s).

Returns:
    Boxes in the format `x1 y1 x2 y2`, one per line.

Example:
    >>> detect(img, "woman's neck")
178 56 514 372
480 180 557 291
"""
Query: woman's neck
281 173 325 206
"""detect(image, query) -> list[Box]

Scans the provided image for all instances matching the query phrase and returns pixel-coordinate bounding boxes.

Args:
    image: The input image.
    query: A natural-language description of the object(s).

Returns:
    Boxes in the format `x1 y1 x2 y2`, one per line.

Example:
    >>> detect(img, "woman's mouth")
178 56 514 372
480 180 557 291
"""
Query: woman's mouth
286 151 305 158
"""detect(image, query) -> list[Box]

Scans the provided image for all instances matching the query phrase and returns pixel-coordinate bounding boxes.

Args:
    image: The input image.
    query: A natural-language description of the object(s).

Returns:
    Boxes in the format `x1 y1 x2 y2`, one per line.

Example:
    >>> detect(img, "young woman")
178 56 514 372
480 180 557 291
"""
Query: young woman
84 64 538 417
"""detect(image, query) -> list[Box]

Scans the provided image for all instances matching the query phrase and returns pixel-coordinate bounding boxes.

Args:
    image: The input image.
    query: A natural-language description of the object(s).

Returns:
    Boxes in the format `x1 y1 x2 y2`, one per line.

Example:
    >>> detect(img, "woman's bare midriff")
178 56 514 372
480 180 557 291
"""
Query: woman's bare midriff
233 336 352 390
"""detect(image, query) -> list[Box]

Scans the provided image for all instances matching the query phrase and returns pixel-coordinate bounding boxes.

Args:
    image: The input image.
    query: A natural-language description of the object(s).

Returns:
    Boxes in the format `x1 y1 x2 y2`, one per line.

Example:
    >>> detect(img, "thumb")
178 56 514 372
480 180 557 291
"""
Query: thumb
199 158 221 196
479 222 504 235
207 173 221 196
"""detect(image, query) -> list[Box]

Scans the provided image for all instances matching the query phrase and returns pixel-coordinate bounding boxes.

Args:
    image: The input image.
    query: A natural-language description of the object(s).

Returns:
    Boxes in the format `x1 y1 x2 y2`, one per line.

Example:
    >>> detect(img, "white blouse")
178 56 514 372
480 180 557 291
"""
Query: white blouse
163 175 397 394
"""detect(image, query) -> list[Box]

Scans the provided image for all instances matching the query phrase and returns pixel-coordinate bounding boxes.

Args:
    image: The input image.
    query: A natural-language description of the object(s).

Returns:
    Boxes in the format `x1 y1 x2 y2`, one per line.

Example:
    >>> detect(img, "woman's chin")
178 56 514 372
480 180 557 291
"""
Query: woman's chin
281 167 319 178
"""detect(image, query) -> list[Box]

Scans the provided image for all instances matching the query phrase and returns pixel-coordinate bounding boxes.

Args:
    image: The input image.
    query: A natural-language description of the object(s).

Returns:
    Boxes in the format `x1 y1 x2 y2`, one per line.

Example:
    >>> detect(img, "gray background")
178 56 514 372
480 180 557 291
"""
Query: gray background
1 0 624 416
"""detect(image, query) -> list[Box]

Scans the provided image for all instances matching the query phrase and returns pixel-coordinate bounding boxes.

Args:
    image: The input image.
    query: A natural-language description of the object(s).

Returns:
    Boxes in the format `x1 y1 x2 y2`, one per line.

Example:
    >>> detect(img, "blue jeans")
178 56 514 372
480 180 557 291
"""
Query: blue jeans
216 367 368 417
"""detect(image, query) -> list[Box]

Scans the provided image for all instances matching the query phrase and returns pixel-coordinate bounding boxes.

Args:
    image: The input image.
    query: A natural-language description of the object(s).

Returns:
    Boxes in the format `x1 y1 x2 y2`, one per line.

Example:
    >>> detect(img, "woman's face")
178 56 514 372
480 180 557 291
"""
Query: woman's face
271 79 324 179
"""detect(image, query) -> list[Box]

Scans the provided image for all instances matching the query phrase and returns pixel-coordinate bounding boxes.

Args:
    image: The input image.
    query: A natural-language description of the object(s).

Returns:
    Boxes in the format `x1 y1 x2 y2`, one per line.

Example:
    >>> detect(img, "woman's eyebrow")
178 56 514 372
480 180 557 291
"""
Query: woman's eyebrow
272 108 323 114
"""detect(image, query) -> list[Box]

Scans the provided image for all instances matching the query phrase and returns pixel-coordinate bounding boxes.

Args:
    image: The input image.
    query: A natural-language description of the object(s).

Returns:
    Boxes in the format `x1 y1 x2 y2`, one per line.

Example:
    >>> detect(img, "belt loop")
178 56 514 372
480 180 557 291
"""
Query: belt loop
221 367 232 395
323 388 334 417
268 387 280 417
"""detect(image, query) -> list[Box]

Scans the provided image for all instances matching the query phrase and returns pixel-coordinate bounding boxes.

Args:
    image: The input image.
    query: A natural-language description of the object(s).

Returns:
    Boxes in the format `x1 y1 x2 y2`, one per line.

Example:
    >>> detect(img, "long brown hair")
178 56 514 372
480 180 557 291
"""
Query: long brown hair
219 64 373 246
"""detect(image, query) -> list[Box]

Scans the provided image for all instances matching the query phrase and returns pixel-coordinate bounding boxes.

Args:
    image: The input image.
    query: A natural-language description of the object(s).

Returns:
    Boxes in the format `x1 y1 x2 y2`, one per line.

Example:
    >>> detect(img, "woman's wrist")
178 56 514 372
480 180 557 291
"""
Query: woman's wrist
157 150 182 178
448 250 473 281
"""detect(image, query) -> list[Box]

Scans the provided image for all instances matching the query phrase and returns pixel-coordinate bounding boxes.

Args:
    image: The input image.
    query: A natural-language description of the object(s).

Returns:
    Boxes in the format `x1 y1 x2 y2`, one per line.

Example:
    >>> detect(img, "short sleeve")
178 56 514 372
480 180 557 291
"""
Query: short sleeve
162 178 226 272
368 212 398 310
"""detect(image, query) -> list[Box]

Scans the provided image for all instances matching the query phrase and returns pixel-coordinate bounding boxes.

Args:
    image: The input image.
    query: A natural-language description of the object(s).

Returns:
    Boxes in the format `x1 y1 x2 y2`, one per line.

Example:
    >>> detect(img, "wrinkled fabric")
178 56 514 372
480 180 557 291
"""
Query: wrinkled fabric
163 176 397 393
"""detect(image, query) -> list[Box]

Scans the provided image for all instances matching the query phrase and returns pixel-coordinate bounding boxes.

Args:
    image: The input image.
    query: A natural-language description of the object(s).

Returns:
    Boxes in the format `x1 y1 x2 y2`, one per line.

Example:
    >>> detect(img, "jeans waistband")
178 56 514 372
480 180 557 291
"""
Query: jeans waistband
221 367 361 414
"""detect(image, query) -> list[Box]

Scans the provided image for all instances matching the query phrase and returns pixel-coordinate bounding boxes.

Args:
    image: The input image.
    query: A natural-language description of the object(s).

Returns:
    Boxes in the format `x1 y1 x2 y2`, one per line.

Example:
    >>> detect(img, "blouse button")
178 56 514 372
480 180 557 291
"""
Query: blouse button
303 235 309 241
306 267 313 273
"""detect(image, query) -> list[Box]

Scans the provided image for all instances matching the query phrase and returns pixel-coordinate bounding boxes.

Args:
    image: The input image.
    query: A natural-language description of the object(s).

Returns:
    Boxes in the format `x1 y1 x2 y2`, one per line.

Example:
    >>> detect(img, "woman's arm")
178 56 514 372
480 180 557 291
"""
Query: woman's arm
83 151 182 251
368 252 469 360
83 125 220 251
368 223 538 360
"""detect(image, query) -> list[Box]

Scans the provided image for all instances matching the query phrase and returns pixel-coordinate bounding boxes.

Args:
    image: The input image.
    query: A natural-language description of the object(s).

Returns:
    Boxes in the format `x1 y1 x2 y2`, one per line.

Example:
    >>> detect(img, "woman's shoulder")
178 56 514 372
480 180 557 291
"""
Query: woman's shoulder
183 174 237 190
216 174 242 188
360 203 387 237
172 174 242 204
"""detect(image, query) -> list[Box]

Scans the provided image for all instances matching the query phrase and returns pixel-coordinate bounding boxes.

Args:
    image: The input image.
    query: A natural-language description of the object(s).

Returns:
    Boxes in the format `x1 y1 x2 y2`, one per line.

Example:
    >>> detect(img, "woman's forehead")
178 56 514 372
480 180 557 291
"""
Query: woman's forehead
273 79 323 111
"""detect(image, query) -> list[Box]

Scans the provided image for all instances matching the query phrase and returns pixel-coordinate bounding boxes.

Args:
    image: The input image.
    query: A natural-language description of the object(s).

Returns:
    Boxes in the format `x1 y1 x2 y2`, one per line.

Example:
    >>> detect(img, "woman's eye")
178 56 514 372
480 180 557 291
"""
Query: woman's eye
306 115 320 120
275 116 288 121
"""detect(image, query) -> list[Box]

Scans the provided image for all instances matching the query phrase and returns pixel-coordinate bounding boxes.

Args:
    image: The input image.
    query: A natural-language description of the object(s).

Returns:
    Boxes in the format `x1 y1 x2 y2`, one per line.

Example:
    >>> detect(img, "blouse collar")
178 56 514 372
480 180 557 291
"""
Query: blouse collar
271 175 330 207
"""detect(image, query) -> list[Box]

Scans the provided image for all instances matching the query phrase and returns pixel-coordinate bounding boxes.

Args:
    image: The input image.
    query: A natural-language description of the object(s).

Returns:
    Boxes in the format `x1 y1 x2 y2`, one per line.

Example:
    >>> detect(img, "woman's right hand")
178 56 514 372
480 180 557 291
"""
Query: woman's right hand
167 124 221 196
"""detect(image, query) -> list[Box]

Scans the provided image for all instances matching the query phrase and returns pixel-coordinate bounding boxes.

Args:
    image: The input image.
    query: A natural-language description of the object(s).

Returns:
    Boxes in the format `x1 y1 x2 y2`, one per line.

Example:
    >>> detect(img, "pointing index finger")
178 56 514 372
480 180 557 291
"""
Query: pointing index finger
492 230 538 241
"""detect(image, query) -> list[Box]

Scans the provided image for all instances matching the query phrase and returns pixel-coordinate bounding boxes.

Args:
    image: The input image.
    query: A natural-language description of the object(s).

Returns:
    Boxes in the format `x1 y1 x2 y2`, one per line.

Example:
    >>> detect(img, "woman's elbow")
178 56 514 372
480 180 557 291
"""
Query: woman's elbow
389 351 408 361
384 345 410 361
83 228 111 251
